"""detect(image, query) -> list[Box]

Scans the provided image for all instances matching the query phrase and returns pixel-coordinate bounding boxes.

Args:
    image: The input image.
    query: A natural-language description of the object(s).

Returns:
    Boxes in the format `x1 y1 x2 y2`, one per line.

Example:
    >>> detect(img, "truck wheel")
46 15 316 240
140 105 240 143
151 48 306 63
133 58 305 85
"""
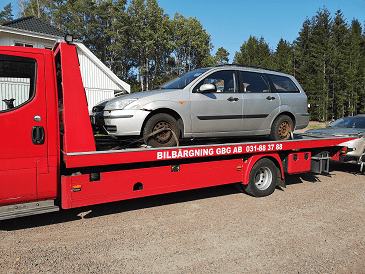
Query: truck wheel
243 158 277 197
143 113 179 147
270 115 293 141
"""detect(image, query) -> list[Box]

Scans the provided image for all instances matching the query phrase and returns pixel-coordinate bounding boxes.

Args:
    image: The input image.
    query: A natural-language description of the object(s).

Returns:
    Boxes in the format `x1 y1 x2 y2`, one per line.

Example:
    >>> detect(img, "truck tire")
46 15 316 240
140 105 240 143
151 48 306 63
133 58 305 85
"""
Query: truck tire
243 158 277 197
143 113 179 148
270 115 293 141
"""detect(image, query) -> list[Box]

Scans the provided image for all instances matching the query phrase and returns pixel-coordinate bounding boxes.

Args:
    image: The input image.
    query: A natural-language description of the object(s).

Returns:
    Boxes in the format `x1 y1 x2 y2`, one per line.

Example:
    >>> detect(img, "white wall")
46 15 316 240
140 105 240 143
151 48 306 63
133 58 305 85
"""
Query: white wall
0 32 54 49
0 77 30 111
76 47 122 112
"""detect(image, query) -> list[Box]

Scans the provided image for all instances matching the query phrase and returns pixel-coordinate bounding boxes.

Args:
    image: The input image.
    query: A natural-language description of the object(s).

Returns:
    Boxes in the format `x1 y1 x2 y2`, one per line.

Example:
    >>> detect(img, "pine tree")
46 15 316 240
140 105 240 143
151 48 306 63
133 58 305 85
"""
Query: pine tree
0 3 13 23
295 9 332 121
214 47 229 65
274 38 294 75
346 19 363 115
294 17 313 99
330 10 348 119
233 36 273 68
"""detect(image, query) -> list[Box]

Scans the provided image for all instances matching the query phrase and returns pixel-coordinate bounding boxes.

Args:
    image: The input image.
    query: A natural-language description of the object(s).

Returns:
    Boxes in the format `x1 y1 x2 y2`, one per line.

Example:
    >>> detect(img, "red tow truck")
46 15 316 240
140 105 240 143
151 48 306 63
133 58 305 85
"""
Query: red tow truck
0 40 355 221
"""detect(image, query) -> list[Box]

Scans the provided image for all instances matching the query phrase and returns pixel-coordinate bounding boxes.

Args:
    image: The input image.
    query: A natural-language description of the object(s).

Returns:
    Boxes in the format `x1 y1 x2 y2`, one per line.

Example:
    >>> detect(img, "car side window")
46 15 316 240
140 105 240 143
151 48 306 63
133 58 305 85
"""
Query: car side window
265 74 299 93
239 71 270 93
193 70 237 93
0 55 36 112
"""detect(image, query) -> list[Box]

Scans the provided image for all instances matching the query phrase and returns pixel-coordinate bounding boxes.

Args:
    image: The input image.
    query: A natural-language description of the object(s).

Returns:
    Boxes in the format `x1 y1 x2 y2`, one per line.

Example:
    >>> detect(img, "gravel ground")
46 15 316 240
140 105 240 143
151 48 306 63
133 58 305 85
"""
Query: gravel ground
0 161 364 274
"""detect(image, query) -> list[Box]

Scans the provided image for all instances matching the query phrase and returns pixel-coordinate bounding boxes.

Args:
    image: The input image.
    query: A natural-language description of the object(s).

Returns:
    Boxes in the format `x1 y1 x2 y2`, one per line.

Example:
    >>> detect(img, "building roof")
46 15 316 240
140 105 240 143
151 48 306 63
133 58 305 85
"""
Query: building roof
2 16 65 37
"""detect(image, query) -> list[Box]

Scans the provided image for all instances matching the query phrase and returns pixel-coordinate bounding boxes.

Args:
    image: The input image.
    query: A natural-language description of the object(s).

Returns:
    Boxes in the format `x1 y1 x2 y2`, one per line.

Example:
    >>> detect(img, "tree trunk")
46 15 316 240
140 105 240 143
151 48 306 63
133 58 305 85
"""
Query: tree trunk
146 58 149 91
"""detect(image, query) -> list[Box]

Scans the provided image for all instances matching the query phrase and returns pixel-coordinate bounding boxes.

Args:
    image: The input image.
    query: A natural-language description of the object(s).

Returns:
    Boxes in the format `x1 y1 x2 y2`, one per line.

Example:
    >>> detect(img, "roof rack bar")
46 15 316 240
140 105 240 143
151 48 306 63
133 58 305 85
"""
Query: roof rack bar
215 63 281 73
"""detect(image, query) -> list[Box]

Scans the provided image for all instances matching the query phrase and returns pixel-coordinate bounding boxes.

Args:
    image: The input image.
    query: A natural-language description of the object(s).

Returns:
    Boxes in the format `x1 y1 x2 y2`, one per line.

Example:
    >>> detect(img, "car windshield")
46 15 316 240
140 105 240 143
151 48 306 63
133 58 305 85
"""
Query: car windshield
328 116 365 129
162 69 209 89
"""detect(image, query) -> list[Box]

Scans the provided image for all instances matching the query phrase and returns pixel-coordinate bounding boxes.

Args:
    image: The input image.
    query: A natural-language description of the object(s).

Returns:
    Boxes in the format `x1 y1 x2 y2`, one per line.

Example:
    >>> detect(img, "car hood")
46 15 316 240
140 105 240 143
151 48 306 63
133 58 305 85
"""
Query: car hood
305 127 365 137
96 89 176 106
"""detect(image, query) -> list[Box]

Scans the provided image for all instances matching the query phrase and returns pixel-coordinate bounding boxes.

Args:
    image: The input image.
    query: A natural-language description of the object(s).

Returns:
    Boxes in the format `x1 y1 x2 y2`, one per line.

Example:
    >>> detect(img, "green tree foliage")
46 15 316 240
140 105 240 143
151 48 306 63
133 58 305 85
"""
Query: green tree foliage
274 38 294 75
304 8 332 121
214 47 229 65
127 0 171 91
17 0 213 92
346 19 364 116
0 3 13 23
330 10 348 119
232 7 365 120
233 36 273 68
295 8 365 120
19 0 51 22
170 13 212 76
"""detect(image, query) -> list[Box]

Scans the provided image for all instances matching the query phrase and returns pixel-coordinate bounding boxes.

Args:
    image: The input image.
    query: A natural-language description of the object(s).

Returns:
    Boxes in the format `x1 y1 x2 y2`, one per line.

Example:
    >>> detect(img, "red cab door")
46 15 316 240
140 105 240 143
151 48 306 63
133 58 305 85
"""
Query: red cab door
0 49 48 205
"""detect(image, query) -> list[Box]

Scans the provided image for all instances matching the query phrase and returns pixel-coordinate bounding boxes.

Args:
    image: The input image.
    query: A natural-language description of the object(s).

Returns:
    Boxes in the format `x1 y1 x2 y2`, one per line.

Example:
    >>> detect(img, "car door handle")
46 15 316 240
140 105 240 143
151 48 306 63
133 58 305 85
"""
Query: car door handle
266 96 275 100
227 96 239 102
32 126 45 145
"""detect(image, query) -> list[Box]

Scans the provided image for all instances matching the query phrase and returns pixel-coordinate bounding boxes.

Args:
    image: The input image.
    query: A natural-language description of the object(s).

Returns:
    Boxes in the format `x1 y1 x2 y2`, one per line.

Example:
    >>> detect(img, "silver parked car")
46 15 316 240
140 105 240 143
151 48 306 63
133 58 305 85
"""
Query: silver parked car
91 66 310 147
305 115 365 170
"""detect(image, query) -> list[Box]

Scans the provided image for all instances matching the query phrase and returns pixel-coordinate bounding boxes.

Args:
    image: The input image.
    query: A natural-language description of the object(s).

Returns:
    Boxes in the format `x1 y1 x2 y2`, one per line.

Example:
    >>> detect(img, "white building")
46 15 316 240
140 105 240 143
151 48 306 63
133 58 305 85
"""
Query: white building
0 16 130 113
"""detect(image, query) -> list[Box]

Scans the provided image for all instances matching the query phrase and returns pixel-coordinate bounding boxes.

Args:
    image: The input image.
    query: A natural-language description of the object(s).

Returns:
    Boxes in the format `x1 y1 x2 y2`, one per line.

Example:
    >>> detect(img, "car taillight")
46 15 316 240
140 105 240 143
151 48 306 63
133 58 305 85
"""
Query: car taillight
340 147 355 156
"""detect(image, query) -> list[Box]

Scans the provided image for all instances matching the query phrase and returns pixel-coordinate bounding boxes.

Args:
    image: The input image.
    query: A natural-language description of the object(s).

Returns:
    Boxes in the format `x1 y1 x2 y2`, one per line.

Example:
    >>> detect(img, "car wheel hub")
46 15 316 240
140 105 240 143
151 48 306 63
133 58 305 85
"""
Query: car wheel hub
153 121 172 143
278 121 291 139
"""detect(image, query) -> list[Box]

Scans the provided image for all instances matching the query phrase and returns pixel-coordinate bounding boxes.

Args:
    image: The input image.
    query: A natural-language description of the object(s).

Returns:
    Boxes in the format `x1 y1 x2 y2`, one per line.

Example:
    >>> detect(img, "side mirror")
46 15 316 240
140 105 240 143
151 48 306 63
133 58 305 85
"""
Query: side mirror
198 83 216 93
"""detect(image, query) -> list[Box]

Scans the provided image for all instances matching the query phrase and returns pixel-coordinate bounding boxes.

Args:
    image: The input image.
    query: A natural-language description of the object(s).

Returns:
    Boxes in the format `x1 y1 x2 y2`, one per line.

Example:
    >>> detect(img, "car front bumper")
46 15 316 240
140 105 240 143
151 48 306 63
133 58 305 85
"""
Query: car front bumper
339 137 365 157
91 109 150 136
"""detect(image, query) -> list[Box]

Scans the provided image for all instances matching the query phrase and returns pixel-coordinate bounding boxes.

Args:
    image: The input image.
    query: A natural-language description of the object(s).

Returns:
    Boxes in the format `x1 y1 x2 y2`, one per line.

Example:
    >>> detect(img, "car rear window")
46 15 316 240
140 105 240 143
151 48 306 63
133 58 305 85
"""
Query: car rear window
266 74 299 93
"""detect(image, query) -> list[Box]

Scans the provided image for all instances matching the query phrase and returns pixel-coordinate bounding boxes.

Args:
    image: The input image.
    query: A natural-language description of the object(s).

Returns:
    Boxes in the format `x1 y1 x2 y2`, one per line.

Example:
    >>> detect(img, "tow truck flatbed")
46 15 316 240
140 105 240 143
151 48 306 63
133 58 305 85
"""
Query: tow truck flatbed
64 135 353 168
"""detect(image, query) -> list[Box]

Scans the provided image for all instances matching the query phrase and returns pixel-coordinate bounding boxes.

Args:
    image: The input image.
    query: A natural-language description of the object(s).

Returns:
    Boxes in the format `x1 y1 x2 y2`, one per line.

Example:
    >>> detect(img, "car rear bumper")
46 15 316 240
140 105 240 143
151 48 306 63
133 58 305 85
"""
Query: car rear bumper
295 113 310 130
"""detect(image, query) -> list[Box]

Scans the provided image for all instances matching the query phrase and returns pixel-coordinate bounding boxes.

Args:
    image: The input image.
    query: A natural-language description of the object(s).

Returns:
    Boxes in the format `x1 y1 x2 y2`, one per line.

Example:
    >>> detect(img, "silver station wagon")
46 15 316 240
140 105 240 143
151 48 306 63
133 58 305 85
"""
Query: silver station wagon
91 66 310 147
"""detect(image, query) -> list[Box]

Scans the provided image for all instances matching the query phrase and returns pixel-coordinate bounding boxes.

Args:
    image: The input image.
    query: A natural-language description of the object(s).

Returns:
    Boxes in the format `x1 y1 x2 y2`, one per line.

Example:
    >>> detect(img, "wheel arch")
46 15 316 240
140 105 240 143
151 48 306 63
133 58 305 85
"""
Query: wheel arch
242 153 284 186
141 108 184 138
273 111 296 128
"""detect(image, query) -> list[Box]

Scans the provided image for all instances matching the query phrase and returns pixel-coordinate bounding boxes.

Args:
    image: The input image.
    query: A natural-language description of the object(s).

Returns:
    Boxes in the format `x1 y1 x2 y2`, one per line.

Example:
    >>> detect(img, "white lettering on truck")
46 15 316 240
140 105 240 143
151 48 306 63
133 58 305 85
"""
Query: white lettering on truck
156 143 283 160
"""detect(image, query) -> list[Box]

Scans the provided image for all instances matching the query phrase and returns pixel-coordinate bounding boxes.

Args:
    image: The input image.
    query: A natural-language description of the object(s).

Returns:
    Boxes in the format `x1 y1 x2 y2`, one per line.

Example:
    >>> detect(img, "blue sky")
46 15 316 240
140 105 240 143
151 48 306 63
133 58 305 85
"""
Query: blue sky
1 0 365 61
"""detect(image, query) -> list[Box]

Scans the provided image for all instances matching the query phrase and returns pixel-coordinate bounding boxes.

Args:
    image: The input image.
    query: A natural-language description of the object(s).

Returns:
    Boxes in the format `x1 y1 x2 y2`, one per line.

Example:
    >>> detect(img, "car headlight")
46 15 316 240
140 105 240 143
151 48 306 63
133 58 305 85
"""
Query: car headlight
104 99 137 110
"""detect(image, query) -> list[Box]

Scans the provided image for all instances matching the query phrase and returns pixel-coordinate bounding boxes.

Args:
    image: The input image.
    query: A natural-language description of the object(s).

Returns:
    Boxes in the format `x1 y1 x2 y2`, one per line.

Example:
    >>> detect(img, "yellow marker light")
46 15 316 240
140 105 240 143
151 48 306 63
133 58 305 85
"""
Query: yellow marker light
72 185 82 192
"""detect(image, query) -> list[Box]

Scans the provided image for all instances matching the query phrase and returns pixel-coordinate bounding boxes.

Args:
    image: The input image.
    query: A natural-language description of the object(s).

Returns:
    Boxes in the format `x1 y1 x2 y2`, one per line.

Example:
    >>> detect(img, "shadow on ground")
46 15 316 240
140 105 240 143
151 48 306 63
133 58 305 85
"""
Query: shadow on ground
0 183 240 231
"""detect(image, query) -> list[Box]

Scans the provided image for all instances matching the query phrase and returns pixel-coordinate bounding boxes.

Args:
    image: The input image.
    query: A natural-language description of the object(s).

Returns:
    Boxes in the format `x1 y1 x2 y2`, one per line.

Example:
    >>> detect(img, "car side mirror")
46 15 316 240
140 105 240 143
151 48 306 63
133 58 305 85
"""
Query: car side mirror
198 83 216 93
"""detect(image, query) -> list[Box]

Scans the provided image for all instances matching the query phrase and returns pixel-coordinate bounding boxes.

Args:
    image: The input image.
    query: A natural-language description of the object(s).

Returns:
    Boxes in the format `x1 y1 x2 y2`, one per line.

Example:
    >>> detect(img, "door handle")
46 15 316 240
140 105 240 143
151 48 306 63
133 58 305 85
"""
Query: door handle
32 126 45 145
227 96 239 102
266 96 275 100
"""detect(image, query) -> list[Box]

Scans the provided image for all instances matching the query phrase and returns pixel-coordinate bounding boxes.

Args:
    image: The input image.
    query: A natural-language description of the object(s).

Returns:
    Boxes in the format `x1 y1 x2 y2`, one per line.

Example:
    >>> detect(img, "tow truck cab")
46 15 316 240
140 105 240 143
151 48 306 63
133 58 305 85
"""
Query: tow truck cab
0 45 59 206
0 42 95 207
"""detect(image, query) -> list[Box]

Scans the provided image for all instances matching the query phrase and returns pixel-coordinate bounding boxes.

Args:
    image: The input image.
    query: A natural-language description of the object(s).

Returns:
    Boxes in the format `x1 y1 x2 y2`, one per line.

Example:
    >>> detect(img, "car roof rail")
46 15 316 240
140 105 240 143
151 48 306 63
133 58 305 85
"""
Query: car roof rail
215 63 281 73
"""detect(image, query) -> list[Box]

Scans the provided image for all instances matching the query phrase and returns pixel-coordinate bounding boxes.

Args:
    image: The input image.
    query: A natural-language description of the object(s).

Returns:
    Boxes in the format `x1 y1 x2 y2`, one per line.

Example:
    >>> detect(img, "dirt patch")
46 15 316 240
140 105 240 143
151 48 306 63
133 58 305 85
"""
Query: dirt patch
295 121 328 134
